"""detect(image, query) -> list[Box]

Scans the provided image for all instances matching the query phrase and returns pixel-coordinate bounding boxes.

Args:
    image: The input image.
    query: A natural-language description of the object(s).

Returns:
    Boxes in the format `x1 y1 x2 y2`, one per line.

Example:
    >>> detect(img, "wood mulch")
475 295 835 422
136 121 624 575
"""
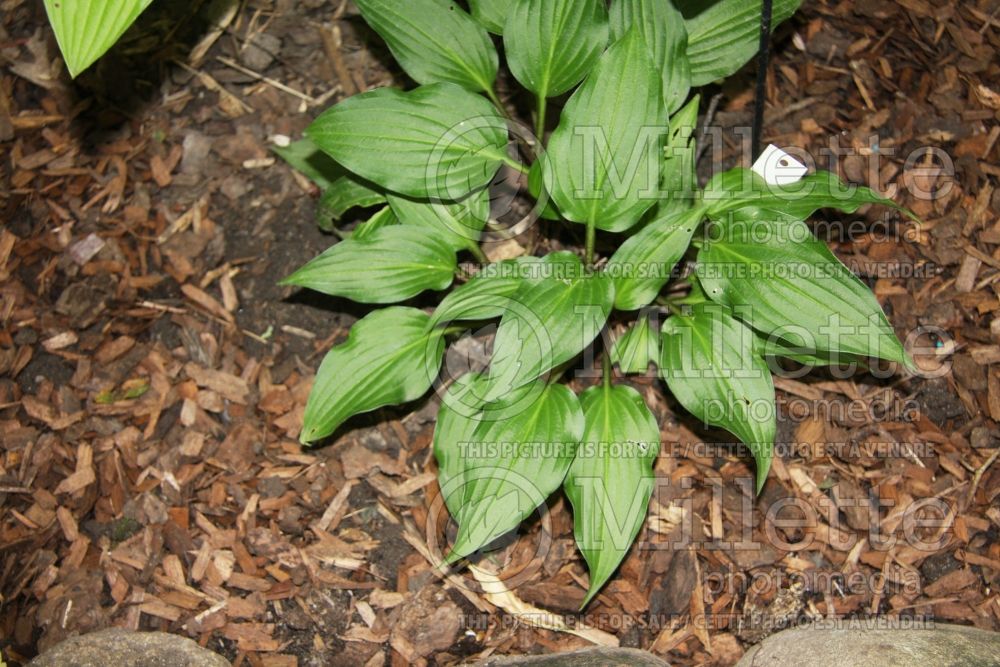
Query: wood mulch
1 1 998 665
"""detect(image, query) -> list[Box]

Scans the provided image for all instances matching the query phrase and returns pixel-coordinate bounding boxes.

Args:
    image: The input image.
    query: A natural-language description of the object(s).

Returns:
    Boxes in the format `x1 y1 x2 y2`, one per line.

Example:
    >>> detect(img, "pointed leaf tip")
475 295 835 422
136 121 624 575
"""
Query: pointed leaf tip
301 307 444 443
565 384 660 606
45 0 154 77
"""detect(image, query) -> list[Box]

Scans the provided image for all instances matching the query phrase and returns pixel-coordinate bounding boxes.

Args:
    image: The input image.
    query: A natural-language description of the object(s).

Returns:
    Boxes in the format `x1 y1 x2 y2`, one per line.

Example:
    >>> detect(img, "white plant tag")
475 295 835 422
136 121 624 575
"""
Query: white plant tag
752 145 808 185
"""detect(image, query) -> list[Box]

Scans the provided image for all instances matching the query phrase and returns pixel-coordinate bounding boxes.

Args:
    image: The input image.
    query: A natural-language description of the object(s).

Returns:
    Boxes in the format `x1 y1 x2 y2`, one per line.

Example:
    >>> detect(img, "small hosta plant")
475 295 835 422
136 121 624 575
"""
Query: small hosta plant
280 0 912 605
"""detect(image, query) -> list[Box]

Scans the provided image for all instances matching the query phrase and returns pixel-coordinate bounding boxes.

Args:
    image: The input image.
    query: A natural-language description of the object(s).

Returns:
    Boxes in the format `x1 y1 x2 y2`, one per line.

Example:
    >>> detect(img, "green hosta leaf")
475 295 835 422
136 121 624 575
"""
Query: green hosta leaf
606 207 702 311
317 175 386 231
703 169 910 221
307 83 509 200
660 304 774 490
430 258 540 326
352 206 399 241
485 254 615 400
652 95 700 219
565 384 659 605
520 251 586 282
468 0 517 33
683 0 802 86
528 160 561 221
609 0 691 114
44 0 154 77
272 137 343 190
301 307 445 442
447 382 584 561
610 315 660 374
504 0 609 99
282 226 456 304
388 188 489 252
434 372 491 516
756 333 866 369
696 216 910 365
543 28 667 232
354 0 498 92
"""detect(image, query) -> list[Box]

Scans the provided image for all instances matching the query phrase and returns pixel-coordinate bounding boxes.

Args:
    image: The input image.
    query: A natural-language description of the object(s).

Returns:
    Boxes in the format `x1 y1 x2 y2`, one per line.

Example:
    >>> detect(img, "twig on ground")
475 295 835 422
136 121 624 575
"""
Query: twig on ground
216 55 320 105
319 23 359 96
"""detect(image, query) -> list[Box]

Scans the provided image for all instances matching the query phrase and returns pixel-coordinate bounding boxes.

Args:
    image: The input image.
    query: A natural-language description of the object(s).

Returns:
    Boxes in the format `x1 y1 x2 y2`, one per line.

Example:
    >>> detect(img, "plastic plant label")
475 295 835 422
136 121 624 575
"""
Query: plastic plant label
752 144 808 185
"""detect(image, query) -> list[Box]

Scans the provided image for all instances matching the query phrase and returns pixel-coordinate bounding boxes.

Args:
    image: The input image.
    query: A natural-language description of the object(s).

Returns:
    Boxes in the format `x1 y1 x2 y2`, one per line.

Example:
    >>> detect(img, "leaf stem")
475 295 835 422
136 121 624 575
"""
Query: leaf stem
602 347 613 389
467 243 490 264
486 87 510 120
585 220 596 267
534 94 547 147
501 155 530 175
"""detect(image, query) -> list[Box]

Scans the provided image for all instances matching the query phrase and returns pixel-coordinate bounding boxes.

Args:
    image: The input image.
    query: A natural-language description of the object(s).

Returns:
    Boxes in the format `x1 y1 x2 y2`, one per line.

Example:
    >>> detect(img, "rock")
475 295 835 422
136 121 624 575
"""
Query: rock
239 32 281 71
970 426 997 449
474 648 670 666
180 131 214 176
735 623 1000 667
29 628 229 667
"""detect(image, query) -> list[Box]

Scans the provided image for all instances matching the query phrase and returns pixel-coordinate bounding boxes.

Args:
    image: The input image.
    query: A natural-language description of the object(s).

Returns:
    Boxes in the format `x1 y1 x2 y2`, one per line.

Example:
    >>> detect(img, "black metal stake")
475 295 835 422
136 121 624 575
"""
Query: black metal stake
752 0 774 162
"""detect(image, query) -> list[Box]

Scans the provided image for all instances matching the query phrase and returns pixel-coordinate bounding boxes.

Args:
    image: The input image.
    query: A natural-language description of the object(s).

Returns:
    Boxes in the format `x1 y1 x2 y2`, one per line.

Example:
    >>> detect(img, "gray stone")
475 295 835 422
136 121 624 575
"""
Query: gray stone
735 622 1000 667
29 628 230 667
474 647 670 667
239 32 281 71
180 131 214 176
970 426 997 449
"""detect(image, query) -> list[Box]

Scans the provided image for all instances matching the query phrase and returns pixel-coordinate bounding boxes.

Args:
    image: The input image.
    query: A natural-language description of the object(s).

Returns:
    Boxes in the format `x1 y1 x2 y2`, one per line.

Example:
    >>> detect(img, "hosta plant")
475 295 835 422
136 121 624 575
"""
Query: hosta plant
279 0 912 605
